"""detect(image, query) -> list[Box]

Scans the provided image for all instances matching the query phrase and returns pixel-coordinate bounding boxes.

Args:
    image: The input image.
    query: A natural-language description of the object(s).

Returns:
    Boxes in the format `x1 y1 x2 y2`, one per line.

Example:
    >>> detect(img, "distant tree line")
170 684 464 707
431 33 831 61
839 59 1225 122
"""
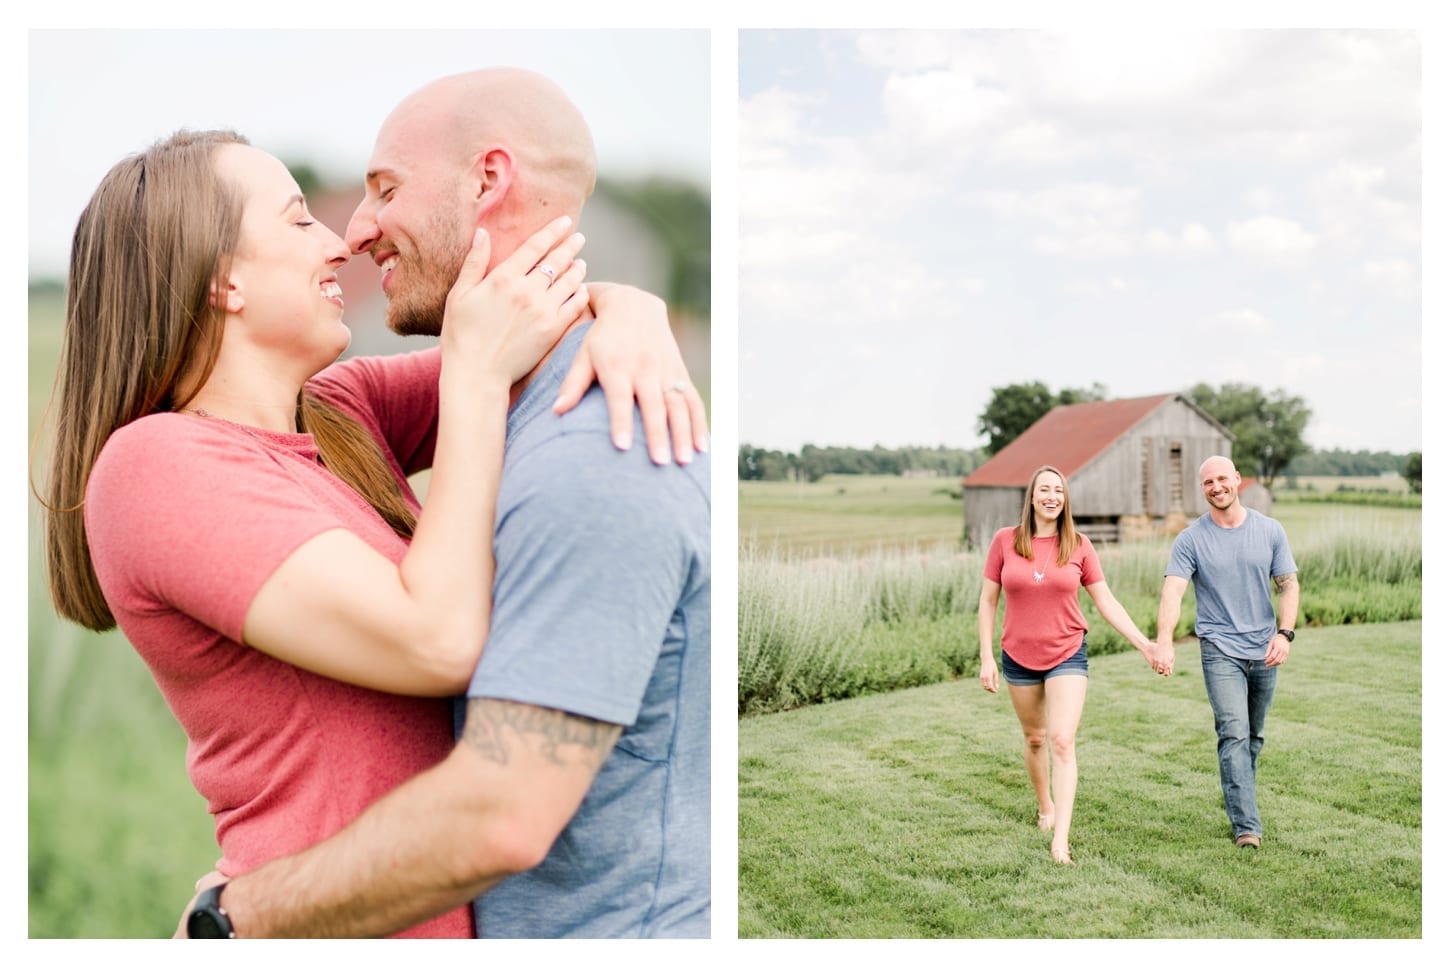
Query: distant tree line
1284 448 1416 478
746 381 1419 491
738 444 987 482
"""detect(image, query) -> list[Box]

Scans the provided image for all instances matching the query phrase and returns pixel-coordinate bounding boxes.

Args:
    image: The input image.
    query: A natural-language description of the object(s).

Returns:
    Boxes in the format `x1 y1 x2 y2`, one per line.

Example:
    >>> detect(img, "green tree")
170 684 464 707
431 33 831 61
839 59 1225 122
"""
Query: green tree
1185 383 1311 489
595 177 709 317
738 445 793 481
1403 451 1421 493
977 382 1107 455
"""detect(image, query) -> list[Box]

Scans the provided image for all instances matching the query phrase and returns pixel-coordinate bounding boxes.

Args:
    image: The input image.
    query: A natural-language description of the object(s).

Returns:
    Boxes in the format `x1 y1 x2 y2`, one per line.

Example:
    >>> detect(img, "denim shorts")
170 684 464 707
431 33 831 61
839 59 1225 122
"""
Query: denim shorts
1001 638 1089 687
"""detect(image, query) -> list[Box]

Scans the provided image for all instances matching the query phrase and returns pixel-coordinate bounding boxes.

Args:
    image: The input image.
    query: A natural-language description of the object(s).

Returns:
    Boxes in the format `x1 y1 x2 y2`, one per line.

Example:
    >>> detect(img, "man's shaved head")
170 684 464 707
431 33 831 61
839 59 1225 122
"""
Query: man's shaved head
381 68 596 220
1199 455 1239 480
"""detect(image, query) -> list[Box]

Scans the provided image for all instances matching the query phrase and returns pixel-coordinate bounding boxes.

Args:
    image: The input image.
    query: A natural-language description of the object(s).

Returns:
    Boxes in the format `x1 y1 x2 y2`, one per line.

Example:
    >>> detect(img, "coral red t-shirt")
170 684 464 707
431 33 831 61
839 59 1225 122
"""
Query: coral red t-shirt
84 349 471 938
983 527 1104 671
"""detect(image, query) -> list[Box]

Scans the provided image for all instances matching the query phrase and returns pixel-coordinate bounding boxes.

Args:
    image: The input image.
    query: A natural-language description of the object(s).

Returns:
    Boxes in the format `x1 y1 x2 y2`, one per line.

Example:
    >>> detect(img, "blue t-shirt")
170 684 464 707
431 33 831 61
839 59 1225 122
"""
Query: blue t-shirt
461 323 710 938
1165 508 1296 660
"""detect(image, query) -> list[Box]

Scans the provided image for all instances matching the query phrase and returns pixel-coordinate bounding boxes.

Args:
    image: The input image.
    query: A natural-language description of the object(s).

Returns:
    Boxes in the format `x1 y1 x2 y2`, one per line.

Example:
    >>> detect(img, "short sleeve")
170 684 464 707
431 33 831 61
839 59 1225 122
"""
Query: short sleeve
983 529 1007 583
1269 520 1298 577
1078 535 1104 586
1165 528 1197 580
468 430 706 727
309 349 441 476
85 418 345 642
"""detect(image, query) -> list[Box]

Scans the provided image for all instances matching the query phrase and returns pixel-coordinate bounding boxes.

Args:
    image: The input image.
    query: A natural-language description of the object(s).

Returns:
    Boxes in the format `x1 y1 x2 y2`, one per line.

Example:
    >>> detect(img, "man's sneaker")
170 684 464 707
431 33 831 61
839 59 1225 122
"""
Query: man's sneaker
1235 833 1261 849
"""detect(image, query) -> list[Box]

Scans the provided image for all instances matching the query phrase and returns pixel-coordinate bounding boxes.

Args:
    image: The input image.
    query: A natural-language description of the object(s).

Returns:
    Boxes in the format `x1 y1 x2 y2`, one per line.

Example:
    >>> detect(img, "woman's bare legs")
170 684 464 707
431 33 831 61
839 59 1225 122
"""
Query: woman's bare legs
1007 683 1054 828
1043 673 1089 863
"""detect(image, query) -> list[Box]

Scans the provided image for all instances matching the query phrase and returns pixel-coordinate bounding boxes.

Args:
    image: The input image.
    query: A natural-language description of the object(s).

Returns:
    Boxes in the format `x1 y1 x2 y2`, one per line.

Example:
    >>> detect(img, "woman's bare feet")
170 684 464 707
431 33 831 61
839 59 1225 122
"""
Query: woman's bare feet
1050 845 1074 866
1037 811 1055 831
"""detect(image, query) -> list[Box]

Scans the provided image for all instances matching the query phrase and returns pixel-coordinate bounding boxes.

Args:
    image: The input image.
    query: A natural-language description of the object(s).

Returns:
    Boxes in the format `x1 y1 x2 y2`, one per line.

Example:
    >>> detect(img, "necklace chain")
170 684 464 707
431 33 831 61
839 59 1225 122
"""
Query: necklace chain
180 407 274 440
1031 536 1055 584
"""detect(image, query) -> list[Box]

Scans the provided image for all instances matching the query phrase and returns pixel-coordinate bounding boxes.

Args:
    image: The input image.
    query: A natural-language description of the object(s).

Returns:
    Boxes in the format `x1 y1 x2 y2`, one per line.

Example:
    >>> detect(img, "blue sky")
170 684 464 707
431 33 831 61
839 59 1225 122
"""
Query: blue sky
738 29 1423 454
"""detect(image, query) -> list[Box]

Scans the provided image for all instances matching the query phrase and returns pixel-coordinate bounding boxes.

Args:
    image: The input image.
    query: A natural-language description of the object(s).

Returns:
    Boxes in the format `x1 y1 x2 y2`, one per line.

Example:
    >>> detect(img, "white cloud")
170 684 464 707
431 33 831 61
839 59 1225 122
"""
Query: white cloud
992 121 1077 165
973 182 1140 233
1029 29 1231 105
1065 276 1130 297
1226 215 1318 260
1363 258 1417 299
1145 222 1216 255
739 161 872 227
739 87 822 168
1219 308 1270 330
738 227 863 271
1034 231 1135 259
1312 160 1420 248
882 69 1010 146
1244 187 1278 210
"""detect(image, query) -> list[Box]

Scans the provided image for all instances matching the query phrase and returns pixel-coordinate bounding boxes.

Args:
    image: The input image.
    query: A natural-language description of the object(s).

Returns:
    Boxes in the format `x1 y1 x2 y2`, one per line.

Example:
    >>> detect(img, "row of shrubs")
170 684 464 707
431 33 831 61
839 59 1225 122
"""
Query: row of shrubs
1278 490 1421 509
738 528 1422 716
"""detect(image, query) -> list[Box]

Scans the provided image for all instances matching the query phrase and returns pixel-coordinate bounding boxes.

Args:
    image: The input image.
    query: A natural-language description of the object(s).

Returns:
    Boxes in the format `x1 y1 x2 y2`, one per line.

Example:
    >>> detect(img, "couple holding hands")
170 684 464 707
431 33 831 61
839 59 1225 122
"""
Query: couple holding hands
978 459 1299 864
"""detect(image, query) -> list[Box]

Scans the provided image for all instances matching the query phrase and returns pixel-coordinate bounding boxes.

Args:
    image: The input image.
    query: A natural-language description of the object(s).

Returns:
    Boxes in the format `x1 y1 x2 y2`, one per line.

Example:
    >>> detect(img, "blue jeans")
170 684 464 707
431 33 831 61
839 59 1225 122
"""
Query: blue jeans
1199 641 1278 838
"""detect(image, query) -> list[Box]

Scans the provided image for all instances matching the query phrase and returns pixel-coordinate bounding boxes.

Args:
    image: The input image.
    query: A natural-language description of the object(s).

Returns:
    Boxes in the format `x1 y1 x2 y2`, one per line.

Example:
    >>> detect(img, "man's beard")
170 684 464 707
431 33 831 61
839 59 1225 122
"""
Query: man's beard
385 213 471 338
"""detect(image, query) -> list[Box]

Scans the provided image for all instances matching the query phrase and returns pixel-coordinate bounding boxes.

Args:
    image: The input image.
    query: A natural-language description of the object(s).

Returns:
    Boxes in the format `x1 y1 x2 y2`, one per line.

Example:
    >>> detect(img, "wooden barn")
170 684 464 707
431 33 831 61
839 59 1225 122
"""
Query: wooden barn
961 394 1236 548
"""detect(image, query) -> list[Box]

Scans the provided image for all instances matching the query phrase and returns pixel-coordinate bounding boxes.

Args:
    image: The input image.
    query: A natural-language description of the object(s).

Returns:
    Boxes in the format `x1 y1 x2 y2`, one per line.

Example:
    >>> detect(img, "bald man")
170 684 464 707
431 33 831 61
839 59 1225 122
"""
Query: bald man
1154 456 1298 850
184 69 710 938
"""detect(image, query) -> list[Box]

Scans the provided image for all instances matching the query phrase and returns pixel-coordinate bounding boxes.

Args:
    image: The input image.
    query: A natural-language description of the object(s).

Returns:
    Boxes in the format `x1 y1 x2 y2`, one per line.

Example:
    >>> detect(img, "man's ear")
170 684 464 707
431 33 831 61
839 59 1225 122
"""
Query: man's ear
208 275 244 314
469 146 515 221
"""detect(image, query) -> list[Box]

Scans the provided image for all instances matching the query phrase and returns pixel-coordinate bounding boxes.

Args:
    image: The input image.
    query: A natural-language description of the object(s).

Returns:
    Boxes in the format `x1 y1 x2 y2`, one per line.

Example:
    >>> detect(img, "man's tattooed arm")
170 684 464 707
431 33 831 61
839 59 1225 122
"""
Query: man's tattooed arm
460 698 621 770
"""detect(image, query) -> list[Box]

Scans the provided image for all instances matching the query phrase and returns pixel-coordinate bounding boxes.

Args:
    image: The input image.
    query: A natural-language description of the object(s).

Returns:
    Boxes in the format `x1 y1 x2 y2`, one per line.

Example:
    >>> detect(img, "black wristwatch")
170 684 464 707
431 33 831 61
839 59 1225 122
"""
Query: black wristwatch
187 883 236 938
1277 628 1295 643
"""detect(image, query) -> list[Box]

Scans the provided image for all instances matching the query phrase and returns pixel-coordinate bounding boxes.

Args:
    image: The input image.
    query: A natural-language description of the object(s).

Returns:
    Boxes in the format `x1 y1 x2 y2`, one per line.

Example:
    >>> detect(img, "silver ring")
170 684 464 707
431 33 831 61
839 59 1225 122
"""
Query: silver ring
538 264 556 282
665 380 688 395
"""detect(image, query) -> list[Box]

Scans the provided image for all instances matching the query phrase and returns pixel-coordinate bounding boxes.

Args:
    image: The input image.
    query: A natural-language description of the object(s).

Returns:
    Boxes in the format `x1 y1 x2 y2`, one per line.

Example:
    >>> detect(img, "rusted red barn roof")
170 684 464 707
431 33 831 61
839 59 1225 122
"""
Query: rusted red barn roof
963 394 1177 488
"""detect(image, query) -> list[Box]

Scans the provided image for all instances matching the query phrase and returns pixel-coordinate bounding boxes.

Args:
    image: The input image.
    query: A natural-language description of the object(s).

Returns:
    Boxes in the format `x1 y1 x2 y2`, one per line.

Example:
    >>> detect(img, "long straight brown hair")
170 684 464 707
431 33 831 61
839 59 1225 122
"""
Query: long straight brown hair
1012 465 1080 566
40 129 417 632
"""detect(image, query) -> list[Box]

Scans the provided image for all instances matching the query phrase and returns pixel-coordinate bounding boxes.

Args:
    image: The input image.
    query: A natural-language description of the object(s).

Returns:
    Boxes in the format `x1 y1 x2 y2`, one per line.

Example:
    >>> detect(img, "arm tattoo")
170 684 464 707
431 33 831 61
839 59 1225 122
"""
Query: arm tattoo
1274 573 1298 593
460 698 617 771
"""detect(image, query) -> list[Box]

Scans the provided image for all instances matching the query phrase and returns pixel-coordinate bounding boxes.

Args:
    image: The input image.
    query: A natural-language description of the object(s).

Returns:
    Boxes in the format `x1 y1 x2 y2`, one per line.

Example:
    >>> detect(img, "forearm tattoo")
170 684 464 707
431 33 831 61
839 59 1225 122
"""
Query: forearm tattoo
460 698 617 771
1273 573 1298 594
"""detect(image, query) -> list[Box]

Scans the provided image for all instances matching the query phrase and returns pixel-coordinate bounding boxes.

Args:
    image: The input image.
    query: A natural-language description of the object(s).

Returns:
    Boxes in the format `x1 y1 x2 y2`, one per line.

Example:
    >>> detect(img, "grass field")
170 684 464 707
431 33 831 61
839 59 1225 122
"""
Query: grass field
29 287 222 936
740 474 964 553
739 473 1421 556
1282 474 1411 495
738 621 1422 938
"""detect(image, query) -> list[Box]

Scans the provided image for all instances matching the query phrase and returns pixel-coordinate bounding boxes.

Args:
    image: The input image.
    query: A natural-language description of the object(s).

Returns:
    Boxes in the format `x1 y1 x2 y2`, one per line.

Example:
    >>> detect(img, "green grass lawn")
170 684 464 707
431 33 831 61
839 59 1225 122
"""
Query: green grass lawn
738 621 1421 938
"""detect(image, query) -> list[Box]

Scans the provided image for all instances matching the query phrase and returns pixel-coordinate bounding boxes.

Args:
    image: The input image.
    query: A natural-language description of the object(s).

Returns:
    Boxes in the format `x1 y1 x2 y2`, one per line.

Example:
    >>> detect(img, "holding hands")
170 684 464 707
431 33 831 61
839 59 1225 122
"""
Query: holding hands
1147 640 1175 677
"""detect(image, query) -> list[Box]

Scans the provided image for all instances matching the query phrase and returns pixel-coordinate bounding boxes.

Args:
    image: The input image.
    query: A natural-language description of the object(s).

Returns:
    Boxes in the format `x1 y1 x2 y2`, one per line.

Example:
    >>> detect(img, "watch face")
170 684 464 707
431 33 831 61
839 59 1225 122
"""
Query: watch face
188 908 232 939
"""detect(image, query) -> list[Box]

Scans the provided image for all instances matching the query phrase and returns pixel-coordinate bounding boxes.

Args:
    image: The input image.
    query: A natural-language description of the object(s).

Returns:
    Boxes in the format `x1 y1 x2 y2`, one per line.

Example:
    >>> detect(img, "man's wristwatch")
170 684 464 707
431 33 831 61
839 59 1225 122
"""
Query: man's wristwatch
1277 628 1295 643
187 883 236 938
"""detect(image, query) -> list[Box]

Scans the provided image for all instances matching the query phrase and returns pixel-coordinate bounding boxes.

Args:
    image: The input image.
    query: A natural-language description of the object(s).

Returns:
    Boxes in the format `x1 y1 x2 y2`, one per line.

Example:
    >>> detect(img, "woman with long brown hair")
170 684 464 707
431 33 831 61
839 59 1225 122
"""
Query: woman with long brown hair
977 465 1162 865
39 130 700 937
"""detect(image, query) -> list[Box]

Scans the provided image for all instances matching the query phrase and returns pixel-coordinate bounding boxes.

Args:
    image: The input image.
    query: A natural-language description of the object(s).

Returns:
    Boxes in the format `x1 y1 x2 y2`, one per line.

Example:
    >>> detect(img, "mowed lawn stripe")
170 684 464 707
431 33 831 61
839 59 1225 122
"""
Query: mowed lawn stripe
739 621 1421 938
